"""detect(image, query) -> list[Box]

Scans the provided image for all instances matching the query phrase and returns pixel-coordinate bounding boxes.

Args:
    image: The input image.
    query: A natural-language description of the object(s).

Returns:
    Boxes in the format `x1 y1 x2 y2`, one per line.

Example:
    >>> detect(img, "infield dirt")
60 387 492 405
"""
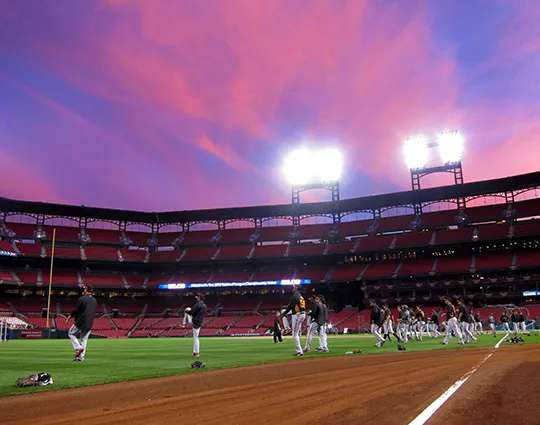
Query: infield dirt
0 344 537 425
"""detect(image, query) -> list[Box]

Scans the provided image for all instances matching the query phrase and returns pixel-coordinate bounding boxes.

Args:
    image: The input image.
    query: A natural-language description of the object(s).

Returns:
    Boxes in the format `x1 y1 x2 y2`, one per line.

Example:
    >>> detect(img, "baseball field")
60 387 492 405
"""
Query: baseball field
1 333 539 424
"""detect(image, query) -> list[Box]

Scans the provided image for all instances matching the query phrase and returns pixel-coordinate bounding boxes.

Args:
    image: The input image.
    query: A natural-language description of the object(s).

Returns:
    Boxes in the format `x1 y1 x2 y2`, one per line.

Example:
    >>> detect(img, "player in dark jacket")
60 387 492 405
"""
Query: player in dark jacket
369 300 385 347
66 284 97 362
273 311 283 343
441 298 464 345
182 294 208 357
499 311 511 333
457 299 476 344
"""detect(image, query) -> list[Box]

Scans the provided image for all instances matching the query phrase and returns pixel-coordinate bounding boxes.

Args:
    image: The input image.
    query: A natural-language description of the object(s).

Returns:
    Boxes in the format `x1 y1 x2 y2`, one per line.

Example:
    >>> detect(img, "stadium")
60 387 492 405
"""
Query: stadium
2 2 540 424
1 143 540 423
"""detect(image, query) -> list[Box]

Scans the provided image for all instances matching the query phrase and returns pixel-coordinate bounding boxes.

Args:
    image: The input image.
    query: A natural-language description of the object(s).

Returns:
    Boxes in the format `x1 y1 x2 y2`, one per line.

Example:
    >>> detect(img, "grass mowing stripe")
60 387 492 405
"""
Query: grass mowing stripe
1 333 538 397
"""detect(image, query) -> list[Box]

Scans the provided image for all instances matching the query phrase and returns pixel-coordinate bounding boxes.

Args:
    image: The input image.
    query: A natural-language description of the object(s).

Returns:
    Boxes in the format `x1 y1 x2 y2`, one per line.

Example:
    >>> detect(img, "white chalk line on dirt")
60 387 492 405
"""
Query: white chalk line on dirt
408 333 509 425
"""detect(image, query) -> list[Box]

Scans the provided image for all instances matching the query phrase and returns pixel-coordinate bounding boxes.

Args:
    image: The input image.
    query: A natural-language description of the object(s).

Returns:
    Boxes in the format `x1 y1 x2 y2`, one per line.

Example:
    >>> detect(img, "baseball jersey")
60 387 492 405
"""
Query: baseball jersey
415 309 425 321
458 304 470 322
274 316 281 330
488 315 495 324
370 305 384 327
70 295 97 334
500 313 509 323
445 304 456 319
431 311 440 326
190 301 207 328
283 292 306 315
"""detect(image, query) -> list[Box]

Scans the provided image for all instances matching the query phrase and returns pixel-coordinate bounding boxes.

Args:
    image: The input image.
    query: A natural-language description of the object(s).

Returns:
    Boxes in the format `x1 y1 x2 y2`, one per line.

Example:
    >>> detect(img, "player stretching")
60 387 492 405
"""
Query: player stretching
369 300 385 347
457 299 477 344
318 296 329 352
282 285 306 356
66 284 97 362
182 294 207 357
511 309 519 335
430 309 441 338
499 311 511 334
305 295 328 352
518 310 528 335
441 298 464 345
488 313 497 337
414 305 425 341
474 311 483 334
382 303 394 342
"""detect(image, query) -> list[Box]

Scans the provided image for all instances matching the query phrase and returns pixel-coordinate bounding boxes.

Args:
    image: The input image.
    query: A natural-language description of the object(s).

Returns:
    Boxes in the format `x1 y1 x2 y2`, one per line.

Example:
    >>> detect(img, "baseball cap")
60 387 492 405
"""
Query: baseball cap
84 283 94 292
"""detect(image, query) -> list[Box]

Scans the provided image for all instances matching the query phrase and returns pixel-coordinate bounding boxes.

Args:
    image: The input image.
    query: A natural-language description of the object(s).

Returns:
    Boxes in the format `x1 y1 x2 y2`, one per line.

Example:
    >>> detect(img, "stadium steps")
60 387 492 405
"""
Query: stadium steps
254 300 263 312
141 303 149 315
248 272 255 282
142 277 149 289
510 252 518 270
120 275 129 288
322 267 334 283
6 301 18 315
357 264 369 280
211 247 221 260
40 245 46 258
284 244 291 257
80 245 87 260
470 254 477 273
389 235 398 249
323 242 330 255
9 269 22 284
144 251 150 264
77 271 83 285
178 249 188 262
429 231 436 246
351 239 361 253
392 260 402 279
56 302 61 315
247 245 256 259
127 317 144 337
430 258 438 275
108 316 119 330
508 224 515 239
117 248 123 262
10 240 21 254
290 269 297 280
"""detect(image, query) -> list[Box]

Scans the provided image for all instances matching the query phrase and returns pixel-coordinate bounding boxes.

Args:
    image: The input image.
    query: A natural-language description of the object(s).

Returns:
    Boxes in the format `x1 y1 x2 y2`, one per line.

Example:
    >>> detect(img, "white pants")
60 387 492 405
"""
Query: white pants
513 323 519 334
443 317 463 344
502 322 510 333
383 320 394 335
371 324 385 346
68 325 90 359
520 322 527 333
193 327 200 354
476 322 483 334
430 323 440 338
490 323 496 334
416 321 424 341
282 315 290 332
292 312 306 354
397 322 408 342
305 321 319 349
183 312 192 326
461 322 477 343
319 323 328 351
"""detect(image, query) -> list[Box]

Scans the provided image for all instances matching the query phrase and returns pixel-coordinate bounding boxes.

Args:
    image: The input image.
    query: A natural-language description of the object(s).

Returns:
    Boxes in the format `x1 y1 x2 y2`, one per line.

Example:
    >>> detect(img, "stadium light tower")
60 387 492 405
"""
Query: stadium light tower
404 130 465 212
283 147 343 205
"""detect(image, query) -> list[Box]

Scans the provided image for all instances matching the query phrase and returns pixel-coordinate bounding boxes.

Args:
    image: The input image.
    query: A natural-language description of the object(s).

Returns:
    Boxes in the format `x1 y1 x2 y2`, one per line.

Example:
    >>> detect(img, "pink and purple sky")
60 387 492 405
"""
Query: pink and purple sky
0 0 539 211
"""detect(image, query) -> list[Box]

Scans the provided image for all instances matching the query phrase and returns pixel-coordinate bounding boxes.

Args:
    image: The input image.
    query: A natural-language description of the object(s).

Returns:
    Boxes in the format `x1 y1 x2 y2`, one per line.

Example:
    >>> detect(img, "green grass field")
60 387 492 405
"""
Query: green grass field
1 333 539 397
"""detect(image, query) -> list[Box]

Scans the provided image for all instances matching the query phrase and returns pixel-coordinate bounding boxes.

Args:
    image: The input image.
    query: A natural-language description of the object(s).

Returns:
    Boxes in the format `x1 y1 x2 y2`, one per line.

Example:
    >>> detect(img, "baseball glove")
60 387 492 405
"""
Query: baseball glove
397 344 407 351
16 375 38 388
191 361 206 368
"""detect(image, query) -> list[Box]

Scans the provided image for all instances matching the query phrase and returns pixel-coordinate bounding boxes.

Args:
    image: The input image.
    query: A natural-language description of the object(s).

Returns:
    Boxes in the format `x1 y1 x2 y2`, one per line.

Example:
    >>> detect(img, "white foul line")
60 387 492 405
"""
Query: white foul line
408 333 509 425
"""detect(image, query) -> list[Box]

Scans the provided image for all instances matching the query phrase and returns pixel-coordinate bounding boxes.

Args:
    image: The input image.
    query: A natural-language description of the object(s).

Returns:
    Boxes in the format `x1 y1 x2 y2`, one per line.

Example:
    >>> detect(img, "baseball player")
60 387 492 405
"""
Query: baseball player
511 309 519 335
488 313 497 337
281 307 292 335
518 310 527 334
441 298 464 345
282 285 306 356
474 311 483 334
499 311 511 333
273 311 283 343
382 303 394 342
414 305 425 341
181 293 207 357
430 309 441 338
457 299 477 344
369 300 385 347
66 284 97 362
318 295 329 352
304 295 328 352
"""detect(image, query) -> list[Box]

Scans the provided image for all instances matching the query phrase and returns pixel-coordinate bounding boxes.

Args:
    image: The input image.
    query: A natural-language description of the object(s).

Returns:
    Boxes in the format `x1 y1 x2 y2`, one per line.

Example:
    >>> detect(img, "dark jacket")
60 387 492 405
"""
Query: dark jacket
370 305 384 327
71 295 97 334
282 292 306 316
311 302 326 326
445 303 456 319
190 301 207 328
431 311 440 326
458 304 470 323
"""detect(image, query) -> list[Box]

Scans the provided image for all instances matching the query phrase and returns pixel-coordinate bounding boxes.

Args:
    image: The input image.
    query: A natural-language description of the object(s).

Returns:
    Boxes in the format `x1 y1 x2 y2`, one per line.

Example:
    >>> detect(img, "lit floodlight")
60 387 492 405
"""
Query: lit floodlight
283 148 312 185
403 136 428 170
317 148 343 182
283 147 343 185
438 130 464 164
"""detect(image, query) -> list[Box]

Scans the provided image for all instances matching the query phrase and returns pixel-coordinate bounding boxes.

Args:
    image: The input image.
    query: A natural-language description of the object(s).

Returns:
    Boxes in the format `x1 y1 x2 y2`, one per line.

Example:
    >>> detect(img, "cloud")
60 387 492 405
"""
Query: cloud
0 0 538 210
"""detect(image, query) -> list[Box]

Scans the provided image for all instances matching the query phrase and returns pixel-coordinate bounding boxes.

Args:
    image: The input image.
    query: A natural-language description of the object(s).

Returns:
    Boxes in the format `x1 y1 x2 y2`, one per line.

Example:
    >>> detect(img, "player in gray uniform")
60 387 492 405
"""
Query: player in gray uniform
488 313 496 337
430 309 441 338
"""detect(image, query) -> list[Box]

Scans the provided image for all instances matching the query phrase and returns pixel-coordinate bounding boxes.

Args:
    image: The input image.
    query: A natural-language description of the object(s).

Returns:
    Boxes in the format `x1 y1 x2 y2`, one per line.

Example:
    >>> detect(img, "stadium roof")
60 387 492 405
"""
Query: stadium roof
1 171 540 224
